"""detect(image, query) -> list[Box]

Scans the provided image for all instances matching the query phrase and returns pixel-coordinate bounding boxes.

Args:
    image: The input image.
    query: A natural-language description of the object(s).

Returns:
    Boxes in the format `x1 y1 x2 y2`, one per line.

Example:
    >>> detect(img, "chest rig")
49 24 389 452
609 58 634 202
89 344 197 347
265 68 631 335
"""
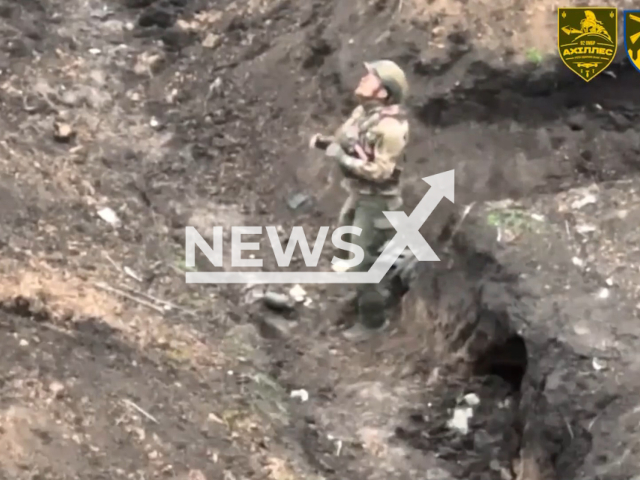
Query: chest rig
348 105 407 161
341 104 408 194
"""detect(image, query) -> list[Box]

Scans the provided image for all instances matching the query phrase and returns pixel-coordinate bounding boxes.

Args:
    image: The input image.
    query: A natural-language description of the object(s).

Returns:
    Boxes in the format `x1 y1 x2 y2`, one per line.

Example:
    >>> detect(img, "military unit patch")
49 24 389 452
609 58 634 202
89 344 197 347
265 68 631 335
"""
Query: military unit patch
624 10 640 72
556 7 640 79
558 7 617 81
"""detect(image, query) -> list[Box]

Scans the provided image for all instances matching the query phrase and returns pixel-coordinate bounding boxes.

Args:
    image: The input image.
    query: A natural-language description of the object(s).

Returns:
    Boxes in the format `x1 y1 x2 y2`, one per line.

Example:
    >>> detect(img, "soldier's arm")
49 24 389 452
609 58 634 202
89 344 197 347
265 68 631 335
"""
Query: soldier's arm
313 106 364 151
333 105 365 147
344 117 408 181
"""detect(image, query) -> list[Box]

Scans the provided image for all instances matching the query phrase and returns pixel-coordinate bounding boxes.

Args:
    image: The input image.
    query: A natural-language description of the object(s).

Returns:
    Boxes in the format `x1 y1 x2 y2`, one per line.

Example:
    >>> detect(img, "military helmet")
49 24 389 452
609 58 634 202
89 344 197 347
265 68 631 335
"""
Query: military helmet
364 60 409 104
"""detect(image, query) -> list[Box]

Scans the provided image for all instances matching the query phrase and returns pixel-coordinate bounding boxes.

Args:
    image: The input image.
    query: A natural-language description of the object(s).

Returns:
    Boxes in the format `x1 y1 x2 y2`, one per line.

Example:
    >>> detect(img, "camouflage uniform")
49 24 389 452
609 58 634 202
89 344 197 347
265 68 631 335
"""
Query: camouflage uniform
324 60 410 340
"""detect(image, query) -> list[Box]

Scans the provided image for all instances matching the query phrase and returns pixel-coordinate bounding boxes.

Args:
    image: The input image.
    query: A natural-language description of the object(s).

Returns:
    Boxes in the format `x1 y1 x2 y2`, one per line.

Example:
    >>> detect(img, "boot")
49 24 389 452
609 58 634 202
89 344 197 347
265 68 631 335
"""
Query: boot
342 289 388 341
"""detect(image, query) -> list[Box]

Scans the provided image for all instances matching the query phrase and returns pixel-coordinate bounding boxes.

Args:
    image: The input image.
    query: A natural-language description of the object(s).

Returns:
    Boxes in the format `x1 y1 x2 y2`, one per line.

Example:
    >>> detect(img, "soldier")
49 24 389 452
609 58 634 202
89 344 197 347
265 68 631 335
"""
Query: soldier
310 60 410 341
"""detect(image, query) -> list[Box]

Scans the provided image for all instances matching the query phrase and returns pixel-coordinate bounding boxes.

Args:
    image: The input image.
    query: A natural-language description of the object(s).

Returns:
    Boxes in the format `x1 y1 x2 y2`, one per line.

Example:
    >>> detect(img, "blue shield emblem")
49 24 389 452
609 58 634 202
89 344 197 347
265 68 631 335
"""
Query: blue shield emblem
624 10 640 71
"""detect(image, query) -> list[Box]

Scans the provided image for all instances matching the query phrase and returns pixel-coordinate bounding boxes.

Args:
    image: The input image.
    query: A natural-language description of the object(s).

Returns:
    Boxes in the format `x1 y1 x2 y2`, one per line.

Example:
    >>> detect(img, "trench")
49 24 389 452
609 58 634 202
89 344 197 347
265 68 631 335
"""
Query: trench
121 0 638 477
384 55 640 476
410 56 640 197
390 230 592 480
415 59 640 128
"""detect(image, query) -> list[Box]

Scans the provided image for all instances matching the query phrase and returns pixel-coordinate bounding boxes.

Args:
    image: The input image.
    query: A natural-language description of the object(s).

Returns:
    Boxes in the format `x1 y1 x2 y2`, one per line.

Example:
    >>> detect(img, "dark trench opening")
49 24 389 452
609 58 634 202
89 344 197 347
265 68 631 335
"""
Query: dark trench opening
472 333 528 392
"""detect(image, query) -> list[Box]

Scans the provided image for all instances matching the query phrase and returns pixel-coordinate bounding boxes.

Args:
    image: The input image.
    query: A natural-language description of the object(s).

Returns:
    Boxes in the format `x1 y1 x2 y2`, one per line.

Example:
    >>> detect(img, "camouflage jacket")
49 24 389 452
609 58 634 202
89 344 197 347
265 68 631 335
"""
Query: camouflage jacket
333 103 409 196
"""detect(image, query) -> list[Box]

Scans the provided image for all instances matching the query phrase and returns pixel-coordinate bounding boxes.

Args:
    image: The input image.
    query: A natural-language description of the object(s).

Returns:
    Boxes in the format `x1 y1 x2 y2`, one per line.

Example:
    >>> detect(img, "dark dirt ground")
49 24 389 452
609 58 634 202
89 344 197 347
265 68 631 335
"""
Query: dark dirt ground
2 0 640 479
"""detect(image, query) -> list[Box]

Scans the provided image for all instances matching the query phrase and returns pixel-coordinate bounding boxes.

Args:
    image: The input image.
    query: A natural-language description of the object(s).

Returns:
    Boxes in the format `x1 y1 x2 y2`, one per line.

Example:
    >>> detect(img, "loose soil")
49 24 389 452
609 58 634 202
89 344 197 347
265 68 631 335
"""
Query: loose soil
1 0 640 479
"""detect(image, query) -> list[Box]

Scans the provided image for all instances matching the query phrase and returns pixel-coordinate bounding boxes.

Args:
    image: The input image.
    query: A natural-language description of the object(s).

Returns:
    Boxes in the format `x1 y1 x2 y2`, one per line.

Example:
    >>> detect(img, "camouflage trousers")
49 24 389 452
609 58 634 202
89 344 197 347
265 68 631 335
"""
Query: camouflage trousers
335 193 403 329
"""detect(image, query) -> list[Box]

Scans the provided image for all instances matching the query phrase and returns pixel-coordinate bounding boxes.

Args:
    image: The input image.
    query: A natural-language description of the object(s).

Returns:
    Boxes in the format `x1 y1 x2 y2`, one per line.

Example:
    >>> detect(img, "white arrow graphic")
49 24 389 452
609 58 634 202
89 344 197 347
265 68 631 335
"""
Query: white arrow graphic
186 169 455 284
364 169 454 282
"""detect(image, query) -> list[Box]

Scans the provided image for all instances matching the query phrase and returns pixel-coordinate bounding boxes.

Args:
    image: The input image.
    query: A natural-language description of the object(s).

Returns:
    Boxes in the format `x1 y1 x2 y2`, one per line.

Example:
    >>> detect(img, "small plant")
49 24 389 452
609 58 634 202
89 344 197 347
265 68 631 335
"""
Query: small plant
526 48 543 64
486 208 544 237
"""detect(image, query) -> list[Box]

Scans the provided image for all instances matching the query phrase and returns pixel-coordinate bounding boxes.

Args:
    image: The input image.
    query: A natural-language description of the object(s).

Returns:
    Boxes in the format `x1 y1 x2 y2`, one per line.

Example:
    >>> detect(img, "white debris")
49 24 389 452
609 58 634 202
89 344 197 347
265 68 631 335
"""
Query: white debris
208 77 222 92
571 194 597 210
597 288 610 299
19 339 29 347
97 207 121 227
290 389 309 402
202 33 220 48
124 266 142 282
331 260 350 273
530 213 545 222
149 117 160 128
572 257 584 267
463 393 480 406
303 297 313 307
575 223 597 234
605 277 614 286
447 407 473 434
289 285 307 303
592 358 606 371
49 381 65 397
208 412 224 424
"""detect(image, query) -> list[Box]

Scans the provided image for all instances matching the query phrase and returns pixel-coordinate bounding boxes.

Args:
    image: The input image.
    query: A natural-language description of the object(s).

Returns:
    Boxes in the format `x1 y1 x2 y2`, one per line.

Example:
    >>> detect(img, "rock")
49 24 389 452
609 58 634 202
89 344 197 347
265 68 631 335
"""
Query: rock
49 381 65 397
288 285 307 303
202 33 220 48
287 192 311 210
463 393 480 406
290 389 309 402
53 122 74 142
97 207 121 227
258 315 293 339
447 407 473 434
263 292 295 311
133 51 165 76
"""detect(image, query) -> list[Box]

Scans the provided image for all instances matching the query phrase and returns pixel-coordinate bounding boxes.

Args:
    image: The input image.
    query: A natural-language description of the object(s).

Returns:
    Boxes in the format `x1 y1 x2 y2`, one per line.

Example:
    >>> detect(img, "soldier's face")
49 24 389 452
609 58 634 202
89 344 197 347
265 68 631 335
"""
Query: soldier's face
355 69 387 99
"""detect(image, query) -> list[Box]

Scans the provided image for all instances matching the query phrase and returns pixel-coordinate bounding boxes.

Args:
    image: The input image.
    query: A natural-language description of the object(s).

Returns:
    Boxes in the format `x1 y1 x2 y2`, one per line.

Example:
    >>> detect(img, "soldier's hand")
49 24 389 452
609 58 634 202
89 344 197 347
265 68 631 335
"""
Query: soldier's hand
325 142 345 159
309 133 320 149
